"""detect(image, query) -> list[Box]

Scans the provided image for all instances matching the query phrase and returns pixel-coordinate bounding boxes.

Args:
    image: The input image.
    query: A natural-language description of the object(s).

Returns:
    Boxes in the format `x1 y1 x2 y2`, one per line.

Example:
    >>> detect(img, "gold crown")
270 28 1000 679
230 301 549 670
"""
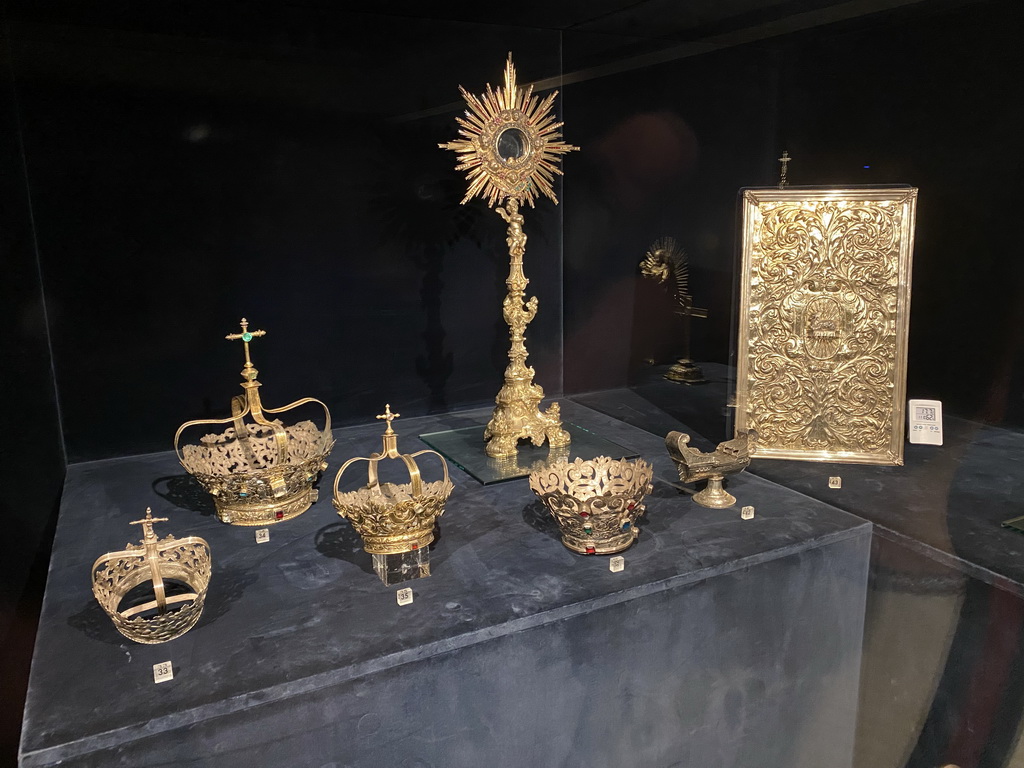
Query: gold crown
529 456 654 554
174 319 335 526
91 509 212 644
332 405 454 555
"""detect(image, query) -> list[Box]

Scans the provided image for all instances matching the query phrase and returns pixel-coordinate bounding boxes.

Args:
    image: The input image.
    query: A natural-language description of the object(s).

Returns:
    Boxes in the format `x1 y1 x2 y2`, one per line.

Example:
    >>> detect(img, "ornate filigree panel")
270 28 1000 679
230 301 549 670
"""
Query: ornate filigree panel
736 187 917 465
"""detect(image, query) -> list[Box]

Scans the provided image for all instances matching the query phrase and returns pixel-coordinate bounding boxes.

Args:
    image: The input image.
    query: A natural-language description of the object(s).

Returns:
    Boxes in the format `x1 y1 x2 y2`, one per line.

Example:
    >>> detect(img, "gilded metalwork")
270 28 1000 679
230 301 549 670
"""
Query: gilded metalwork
666 432 754 508
439 53 576 208
529 456 653 555
736 187 917 465
333 405 454 556
778 150 791 188
441 54 577 458
174 319 334 525
640 236 708 383
91 509 211 644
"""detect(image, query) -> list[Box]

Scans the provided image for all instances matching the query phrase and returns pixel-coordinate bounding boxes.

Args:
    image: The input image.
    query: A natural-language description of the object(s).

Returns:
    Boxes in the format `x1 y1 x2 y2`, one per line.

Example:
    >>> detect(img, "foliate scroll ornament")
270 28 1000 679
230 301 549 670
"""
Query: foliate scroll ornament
736 188 917 465
333 481 452 555
333 405 454 557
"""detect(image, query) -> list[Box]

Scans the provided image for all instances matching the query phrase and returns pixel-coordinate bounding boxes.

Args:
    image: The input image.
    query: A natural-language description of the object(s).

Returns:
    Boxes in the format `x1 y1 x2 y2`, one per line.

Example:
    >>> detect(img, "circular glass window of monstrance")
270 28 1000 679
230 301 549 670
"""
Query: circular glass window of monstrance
496 127 529 162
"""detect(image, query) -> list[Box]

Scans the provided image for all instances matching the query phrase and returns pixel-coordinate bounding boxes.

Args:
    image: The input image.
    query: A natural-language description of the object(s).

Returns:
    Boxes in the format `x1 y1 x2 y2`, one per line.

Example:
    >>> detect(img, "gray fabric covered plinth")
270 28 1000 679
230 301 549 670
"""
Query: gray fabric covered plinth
21 400 870 768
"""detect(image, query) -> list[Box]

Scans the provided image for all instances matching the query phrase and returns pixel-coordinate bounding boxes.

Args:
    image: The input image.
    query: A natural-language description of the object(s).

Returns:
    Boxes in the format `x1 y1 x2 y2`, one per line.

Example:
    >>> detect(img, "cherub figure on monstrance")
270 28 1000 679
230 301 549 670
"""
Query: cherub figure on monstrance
440 54 578 458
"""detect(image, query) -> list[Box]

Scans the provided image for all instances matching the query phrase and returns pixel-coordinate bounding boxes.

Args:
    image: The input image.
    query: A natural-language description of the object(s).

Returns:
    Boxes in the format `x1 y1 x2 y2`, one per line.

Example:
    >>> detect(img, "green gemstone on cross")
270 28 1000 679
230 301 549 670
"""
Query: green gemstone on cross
225 319 267 372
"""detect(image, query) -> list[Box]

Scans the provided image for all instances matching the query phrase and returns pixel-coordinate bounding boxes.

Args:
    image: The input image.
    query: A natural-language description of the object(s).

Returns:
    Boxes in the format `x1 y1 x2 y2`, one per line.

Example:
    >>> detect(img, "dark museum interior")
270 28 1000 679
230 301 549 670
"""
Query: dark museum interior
2 0 1023 765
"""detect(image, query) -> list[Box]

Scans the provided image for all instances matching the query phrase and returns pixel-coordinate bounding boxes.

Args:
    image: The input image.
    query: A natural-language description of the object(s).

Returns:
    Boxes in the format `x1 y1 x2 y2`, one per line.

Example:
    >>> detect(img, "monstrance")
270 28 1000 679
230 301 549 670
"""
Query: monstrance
639 236 708 383
440 53 578 459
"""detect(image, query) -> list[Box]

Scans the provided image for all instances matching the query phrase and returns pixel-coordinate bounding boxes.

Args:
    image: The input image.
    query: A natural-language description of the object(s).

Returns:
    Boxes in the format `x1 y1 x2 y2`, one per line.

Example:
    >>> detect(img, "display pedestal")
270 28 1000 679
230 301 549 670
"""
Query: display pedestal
373 549 429 585
20 400 869 768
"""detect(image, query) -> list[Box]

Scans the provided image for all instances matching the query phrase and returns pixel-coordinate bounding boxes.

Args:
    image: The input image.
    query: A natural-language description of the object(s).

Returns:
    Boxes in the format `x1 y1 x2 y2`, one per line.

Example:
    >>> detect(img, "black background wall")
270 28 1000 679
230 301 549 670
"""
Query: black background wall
6 0 1023 461
561 41 778 390
6 11 563 464
560 0 1024 427
2 0 1023 765
0 20 67 763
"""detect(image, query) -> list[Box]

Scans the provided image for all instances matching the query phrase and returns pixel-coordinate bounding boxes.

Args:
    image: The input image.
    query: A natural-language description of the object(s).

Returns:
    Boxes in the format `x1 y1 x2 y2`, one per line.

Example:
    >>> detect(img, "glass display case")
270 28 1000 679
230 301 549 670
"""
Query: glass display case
3 1 1023 766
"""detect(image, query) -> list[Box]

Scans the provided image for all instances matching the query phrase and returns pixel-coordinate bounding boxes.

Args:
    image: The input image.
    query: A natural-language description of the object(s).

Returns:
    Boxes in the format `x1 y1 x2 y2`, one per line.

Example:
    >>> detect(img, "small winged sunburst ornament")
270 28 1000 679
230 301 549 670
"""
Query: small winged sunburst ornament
640 237 708 384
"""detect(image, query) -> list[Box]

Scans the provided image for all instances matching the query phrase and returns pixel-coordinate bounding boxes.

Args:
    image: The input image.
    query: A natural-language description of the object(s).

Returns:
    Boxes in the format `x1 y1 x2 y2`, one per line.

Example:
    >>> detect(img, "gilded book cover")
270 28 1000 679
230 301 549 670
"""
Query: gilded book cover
736 187 917 465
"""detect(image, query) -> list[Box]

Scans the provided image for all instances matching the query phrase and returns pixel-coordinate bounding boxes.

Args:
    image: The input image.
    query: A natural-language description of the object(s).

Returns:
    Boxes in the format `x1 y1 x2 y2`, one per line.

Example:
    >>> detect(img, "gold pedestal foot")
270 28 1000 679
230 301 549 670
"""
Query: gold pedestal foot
692 476 736 508
665 358 705 384
485 397 570 459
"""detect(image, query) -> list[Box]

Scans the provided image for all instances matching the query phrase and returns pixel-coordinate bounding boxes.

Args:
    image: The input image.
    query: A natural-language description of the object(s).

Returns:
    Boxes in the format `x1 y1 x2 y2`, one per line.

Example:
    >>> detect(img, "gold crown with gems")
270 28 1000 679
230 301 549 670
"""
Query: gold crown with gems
332 405 454 555
91 509 212 644
529 456 654 555
174 319 334 526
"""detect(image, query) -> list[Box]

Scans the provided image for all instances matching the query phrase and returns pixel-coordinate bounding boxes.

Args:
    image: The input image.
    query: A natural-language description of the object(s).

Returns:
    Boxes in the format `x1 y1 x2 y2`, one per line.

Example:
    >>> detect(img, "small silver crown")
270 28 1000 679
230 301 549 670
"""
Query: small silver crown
91 509 211 644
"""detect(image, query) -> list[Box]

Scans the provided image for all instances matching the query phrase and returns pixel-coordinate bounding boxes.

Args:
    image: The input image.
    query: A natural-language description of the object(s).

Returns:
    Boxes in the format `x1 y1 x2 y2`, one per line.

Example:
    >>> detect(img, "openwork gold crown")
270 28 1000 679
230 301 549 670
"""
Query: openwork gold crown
332 405 454 555
174 319 334 526
91 509 211 644
440 53 577 208
529 456 654 555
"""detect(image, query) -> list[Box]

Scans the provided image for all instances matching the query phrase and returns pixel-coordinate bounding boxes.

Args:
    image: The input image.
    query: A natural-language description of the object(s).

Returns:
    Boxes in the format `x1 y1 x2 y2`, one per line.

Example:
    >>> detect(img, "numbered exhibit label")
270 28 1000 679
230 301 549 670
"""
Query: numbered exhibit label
153 661 174 684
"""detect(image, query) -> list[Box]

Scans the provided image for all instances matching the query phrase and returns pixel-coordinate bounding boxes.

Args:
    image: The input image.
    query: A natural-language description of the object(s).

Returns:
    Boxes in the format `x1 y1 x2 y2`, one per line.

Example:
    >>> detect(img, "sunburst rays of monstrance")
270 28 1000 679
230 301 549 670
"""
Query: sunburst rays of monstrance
440 54 577 458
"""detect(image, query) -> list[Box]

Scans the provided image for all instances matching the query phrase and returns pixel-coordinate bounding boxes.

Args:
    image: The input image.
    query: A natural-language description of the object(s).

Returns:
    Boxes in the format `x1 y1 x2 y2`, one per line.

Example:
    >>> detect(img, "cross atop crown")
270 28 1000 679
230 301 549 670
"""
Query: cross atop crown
376 404 401 434
130 507 169 541
225 318 267 380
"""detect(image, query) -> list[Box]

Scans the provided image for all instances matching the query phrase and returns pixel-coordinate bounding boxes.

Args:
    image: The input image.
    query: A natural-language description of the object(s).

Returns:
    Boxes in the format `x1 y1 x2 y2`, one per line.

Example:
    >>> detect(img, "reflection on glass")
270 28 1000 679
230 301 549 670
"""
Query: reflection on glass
496 127 528 161
419 423 637 484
